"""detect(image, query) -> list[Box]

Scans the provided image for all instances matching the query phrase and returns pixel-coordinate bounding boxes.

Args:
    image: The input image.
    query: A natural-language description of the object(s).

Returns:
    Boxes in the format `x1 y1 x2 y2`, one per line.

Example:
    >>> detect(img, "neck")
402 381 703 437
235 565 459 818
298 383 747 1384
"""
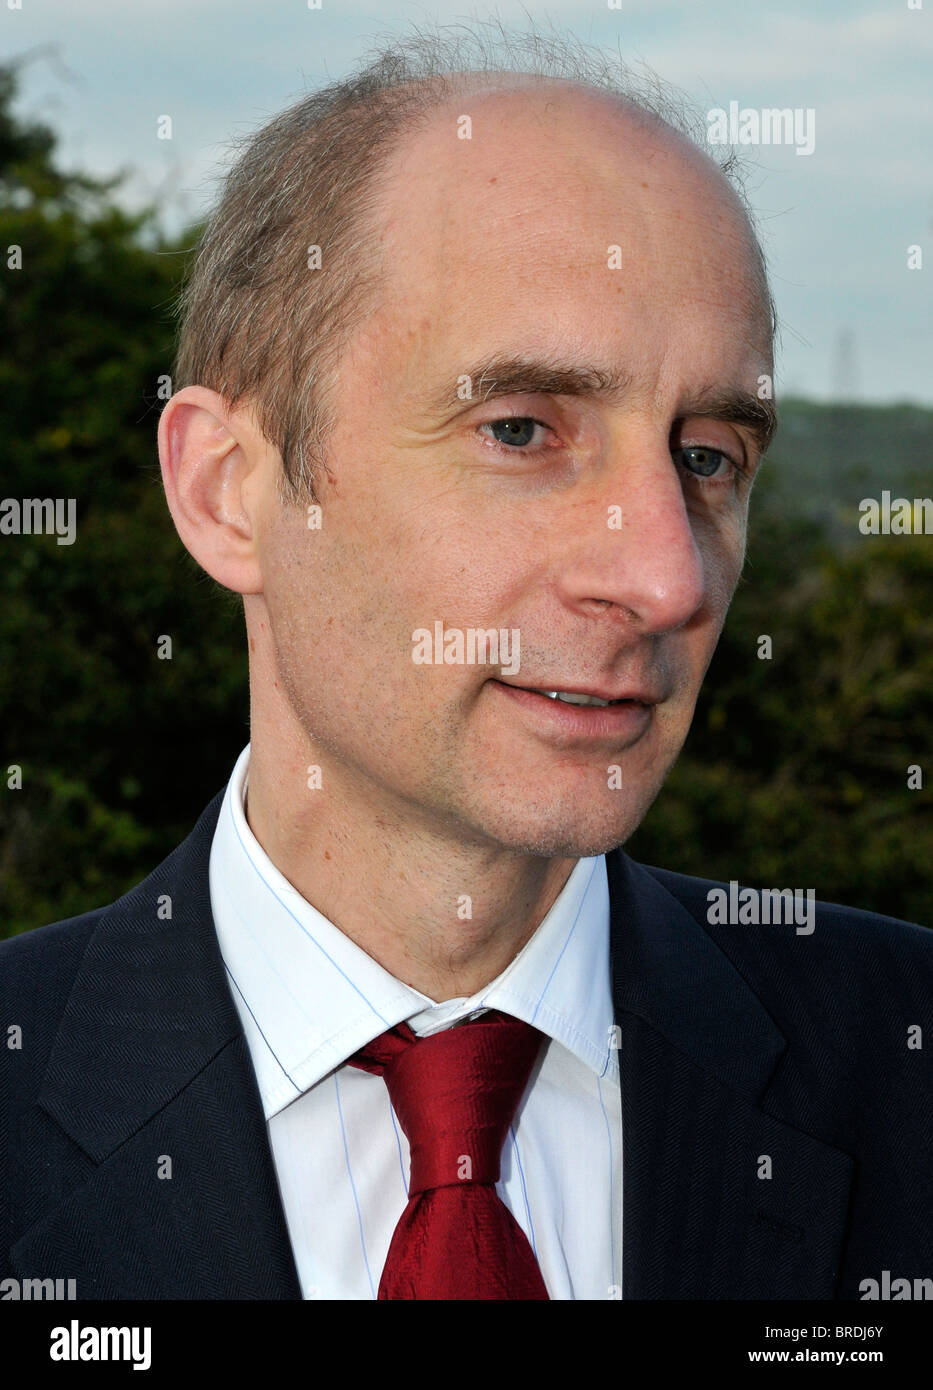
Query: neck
244 734 576 1002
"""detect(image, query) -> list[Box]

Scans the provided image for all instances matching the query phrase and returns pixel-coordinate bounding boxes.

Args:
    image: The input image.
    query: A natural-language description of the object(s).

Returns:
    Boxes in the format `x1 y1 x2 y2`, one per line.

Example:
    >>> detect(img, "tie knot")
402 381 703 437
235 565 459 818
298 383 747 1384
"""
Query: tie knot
349 1011 544 1195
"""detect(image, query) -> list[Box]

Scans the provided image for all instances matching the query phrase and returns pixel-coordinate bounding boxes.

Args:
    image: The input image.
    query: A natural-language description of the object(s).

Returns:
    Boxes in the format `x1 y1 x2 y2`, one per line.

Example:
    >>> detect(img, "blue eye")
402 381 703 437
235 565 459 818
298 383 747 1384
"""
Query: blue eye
676 445 732 478
481 417 546 448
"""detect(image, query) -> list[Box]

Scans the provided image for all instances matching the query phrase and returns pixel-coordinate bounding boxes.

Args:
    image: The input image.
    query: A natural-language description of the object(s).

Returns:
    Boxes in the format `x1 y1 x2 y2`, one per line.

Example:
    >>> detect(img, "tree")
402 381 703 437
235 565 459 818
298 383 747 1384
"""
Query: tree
0 61 247 933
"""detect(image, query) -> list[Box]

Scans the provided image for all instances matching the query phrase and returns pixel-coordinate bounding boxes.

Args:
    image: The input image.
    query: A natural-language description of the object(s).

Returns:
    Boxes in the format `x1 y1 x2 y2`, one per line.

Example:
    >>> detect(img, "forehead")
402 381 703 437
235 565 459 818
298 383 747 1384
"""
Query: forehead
356 80 772 407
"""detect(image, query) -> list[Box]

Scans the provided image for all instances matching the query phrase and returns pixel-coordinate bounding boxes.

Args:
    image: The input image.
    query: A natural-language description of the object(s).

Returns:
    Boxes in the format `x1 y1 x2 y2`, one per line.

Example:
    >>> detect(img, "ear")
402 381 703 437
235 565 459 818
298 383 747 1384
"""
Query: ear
157 386 274 595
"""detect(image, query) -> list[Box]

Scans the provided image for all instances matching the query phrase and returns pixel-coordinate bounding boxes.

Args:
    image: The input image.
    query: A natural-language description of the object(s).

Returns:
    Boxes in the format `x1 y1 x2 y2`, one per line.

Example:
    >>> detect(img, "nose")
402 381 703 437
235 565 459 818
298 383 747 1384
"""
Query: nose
556 439 707 634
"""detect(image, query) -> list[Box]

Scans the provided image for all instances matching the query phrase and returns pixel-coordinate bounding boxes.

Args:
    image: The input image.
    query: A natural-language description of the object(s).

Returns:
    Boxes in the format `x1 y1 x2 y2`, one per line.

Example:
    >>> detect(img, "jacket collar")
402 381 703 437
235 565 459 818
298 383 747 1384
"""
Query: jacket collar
606 849 852 1299
38 789 235 1163
14 790 303 1298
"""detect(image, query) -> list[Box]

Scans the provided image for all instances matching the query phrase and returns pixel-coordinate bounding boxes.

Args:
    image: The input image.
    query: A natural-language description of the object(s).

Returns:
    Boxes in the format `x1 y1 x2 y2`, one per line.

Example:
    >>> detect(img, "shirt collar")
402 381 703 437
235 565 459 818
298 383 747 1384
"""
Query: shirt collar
210 746 616 1120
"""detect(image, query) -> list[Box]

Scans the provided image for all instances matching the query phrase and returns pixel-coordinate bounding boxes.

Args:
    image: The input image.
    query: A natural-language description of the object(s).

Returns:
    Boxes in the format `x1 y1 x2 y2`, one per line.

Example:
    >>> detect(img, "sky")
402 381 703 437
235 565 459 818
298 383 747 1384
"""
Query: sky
3 0 931 404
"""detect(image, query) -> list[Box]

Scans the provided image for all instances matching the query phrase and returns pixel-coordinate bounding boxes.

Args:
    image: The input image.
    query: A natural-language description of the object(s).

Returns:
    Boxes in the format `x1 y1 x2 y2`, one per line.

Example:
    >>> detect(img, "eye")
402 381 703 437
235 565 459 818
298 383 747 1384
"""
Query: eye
479 417 551 450
674 444 738 481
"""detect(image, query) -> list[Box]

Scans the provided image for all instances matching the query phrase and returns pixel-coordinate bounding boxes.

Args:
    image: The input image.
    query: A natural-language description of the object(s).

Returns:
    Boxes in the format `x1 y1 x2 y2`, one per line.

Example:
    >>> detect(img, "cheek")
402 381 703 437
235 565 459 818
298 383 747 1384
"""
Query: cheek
258 515 455 720
693 505 747 612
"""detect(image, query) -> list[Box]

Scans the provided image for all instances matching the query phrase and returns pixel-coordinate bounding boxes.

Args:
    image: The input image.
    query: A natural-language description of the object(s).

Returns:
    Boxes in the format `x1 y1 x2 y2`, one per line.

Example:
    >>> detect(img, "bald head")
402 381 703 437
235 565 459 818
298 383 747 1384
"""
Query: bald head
173 45 775 500
371 74 772 366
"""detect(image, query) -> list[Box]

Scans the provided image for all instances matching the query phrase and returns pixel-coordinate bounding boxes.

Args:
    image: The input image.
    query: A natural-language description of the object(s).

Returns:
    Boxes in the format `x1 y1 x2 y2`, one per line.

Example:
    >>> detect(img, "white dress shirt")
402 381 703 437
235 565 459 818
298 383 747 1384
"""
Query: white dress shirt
208 745 623 1299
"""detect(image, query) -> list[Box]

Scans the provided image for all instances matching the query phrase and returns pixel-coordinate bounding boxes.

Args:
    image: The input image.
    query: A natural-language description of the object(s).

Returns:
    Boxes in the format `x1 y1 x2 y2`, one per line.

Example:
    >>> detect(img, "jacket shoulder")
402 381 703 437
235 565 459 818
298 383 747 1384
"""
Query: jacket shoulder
0 905 104 963
643 863 931 953
638 861 932 1104
0 906 105 1008
0 908 107 1111
0 787 226 1101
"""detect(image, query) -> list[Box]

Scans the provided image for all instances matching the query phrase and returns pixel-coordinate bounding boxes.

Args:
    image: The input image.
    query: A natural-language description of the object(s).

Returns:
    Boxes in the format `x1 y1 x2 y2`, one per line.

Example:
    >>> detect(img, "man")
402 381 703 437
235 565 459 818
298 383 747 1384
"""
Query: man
2 33 931 1301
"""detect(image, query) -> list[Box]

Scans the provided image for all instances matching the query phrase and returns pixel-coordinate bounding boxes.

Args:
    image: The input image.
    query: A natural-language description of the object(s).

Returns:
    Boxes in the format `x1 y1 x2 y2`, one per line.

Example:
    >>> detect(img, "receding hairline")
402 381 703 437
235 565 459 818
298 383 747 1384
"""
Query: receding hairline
355 71 775 365
373 66 739 184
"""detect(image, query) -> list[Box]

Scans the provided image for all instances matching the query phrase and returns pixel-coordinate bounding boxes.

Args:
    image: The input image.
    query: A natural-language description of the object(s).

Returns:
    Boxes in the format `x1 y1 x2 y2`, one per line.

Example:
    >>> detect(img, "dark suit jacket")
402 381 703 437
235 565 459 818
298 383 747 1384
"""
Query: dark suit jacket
2 788 931 1299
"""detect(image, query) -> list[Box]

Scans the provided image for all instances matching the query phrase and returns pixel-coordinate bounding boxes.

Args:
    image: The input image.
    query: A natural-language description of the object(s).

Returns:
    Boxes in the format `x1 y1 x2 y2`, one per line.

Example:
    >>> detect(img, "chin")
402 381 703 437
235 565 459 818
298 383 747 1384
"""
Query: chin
472 793 656 860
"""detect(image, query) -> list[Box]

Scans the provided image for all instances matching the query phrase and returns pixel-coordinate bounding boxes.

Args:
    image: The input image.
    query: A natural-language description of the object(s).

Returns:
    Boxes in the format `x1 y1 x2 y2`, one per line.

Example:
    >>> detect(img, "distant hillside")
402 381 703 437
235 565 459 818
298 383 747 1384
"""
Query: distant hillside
760 398 933 536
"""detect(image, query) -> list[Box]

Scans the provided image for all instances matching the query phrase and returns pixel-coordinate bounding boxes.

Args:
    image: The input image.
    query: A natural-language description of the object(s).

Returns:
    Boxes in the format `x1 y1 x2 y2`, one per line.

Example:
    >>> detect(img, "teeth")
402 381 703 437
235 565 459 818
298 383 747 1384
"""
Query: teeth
545 690 613 707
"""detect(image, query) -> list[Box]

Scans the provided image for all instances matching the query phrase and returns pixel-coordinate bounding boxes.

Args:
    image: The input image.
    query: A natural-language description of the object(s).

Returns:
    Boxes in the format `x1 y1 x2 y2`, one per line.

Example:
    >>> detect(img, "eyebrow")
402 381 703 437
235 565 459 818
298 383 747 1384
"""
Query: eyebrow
429 353 778 457
679 385 778 457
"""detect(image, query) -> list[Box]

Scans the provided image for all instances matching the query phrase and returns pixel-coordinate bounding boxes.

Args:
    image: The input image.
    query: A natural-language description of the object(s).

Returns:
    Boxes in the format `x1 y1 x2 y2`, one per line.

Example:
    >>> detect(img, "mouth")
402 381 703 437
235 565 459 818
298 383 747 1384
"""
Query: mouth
497 679 659 706
489 679 659 743
525 689 633 708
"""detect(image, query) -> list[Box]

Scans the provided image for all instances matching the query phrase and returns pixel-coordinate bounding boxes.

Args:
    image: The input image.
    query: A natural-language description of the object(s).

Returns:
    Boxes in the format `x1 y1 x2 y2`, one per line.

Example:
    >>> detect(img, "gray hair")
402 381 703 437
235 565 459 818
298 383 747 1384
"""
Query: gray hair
171 18 775 503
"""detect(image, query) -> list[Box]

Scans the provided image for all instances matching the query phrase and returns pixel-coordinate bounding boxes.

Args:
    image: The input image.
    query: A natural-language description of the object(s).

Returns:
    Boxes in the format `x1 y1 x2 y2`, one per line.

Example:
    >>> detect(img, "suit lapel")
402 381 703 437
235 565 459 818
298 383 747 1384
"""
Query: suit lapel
607 851 853 1299
11 791 302 1299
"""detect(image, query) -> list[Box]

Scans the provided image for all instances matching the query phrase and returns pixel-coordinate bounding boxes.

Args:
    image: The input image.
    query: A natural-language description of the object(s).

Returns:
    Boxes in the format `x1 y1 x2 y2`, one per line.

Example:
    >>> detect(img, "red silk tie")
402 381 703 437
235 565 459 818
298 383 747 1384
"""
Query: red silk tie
347 1009 549 1300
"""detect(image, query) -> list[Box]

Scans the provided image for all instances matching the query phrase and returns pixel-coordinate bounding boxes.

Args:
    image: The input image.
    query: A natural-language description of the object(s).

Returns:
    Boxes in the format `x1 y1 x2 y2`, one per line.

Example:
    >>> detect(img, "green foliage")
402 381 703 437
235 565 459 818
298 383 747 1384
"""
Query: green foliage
0 63 930 934
0 62 247 936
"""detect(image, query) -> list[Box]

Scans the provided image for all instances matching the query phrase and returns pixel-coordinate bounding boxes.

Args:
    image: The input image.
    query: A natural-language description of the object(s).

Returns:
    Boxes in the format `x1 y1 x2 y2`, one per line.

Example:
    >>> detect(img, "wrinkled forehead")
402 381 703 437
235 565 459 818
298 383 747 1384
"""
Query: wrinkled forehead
366 78 773 374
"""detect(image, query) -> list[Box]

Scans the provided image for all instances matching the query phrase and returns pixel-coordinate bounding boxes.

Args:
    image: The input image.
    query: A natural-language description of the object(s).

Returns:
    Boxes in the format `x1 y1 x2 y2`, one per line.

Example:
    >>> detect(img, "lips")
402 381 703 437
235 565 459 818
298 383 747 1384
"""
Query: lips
499 681 659 707
490 679 657 744
538 691 627 708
